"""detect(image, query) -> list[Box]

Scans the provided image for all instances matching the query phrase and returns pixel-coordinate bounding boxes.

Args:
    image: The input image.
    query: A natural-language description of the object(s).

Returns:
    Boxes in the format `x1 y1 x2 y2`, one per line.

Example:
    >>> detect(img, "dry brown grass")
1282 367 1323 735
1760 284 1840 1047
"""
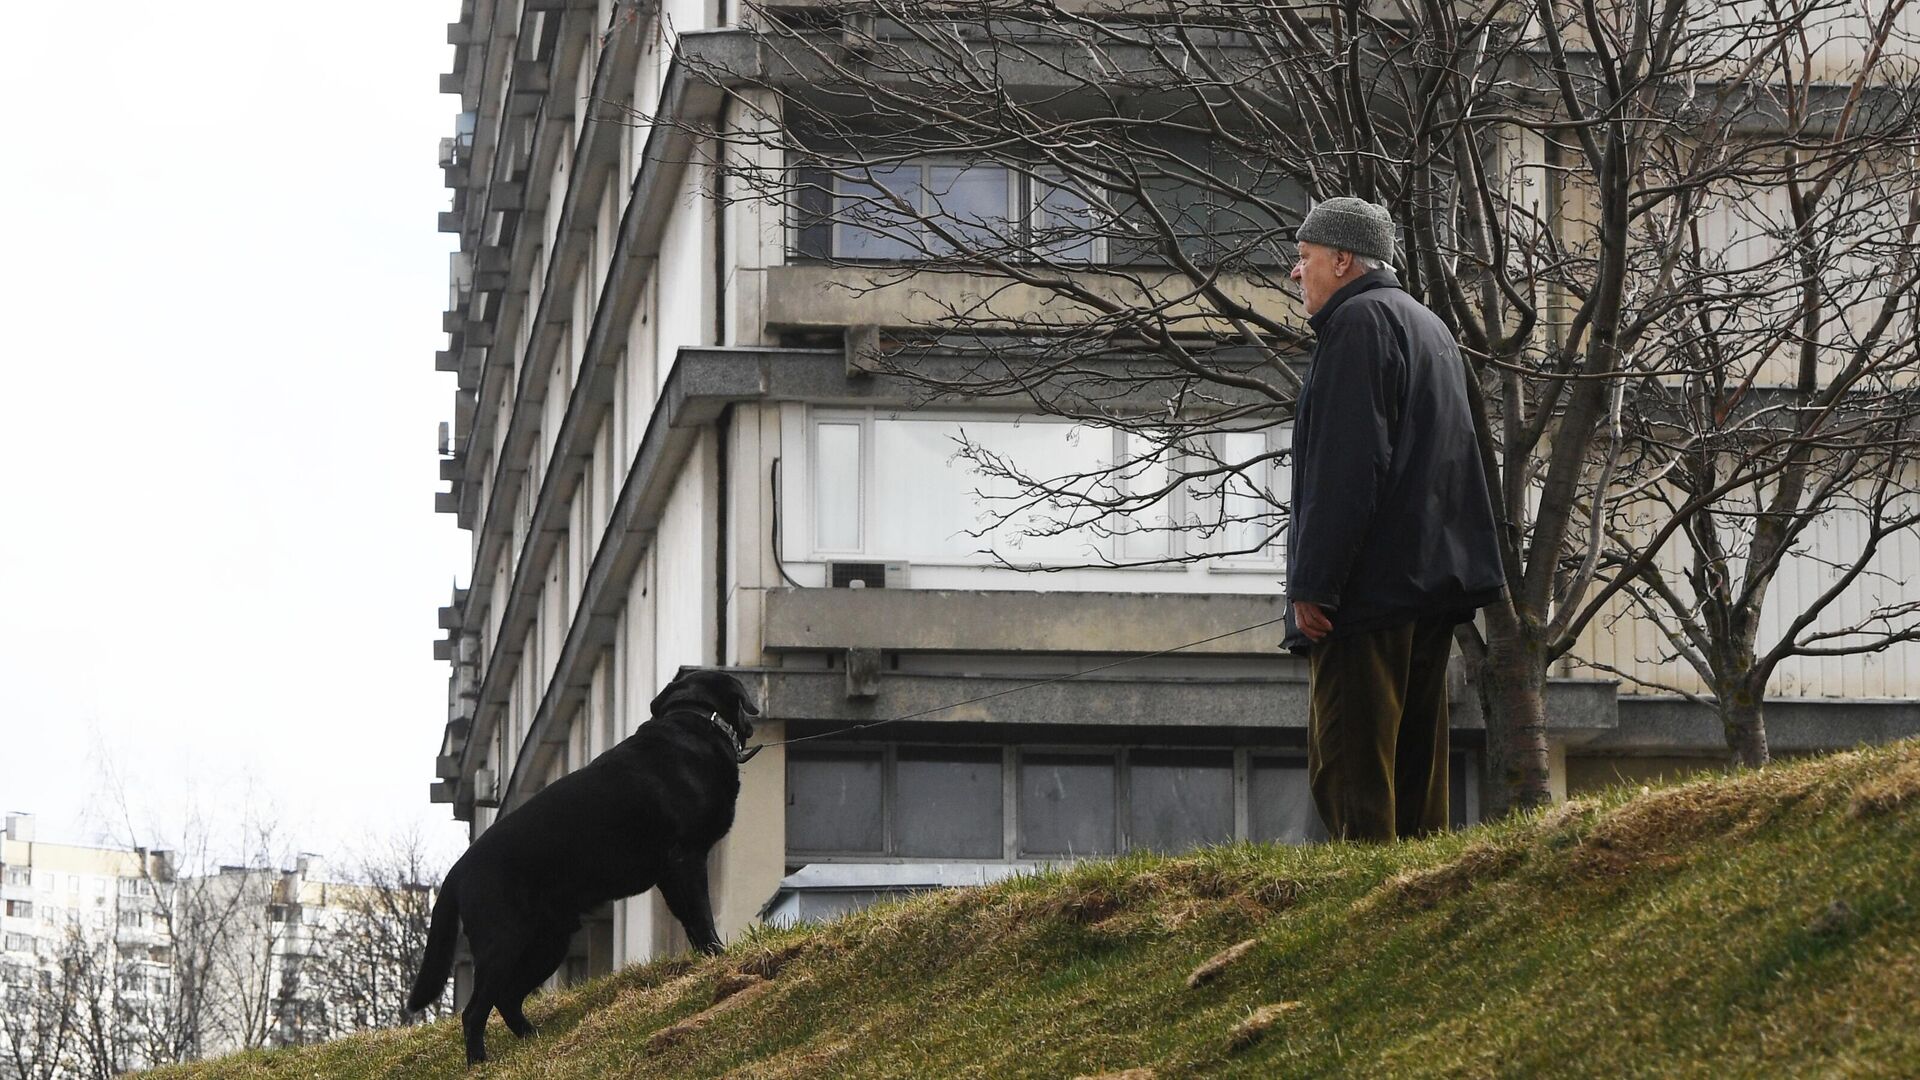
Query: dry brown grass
645 977 778 1054
1186 938 1259 988
1363 838 1526 913
1566 767 1826 878
1227 1001 1305 1052
1849 758 1920 818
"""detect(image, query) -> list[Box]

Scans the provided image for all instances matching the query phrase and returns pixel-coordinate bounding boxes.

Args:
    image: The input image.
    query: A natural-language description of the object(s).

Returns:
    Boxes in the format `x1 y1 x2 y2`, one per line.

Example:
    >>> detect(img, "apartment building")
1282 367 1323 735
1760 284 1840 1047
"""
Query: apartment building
0 813 175 1075
426 0 1920 978
0 817 424 1073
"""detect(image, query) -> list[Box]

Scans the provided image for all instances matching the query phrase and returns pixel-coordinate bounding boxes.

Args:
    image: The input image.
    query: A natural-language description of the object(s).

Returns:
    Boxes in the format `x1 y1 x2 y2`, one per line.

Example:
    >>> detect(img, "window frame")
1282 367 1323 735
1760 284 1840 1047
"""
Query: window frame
795 157 1114 266
782 740 1392 864
1200 425 1290 573
798 407 1174 569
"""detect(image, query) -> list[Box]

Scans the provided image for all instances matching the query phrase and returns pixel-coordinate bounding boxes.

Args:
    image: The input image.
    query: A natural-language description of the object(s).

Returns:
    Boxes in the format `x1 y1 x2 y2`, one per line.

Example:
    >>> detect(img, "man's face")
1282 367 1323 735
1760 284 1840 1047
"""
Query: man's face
1290 241 1356 317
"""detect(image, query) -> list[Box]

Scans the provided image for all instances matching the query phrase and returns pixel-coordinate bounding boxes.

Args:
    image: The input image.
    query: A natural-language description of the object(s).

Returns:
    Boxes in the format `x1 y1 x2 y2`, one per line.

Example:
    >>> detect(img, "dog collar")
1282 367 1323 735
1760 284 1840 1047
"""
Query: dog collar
705 710 762 764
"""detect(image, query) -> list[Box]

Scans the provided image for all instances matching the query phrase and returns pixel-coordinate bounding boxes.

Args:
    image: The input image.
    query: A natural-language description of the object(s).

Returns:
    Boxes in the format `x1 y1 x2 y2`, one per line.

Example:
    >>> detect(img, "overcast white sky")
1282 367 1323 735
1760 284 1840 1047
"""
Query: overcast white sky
1 3 472 870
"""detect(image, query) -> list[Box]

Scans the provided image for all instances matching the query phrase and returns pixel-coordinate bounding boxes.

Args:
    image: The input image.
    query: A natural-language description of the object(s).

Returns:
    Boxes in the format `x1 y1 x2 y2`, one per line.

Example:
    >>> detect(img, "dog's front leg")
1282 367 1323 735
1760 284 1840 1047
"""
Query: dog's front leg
657 850 723 954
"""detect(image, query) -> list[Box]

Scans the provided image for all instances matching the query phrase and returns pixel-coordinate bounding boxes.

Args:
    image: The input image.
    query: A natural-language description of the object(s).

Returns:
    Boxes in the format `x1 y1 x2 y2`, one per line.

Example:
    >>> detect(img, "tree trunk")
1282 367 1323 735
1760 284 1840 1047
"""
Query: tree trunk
1479 609 1555 817
1721 683 1771 769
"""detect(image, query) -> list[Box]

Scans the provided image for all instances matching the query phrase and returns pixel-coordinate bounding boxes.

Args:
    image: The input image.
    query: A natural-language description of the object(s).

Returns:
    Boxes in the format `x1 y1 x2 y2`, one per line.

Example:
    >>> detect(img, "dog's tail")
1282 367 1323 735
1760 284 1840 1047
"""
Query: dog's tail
406 880 461 1013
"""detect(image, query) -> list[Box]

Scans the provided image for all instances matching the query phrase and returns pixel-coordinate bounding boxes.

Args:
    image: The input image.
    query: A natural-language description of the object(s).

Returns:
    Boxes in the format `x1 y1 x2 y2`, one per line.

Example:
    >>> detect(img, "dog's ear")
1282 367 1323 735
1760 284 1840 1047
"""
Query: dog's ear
729 674 760 716
648 671 693 716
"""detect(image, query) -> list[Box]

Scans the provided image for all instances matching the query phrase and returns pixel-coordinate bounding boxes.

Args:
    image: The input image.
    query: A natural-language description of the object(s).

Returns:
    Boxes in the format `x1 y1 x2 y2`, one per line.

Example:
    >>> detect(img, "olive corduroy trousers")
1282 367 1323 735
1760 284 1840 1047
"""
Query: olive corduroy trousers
1307 614 1455 842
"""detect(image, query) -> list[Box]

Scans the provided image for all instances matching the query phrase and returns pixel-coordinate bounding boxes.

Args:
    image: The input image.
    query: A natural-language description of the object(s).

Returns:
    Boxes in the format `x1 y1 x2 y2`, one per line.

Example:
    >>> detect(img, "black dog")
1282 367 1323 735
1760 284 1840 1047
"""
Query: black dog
406 668 759 1064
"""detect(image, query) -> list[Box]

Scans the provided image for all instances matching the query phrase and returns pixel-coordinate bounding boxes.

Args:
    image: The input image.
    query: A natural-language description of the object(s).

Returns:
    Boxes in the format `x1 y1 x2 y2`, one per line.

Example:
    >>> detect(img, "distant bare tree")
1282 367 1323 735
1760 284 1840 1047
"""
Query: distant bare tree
93 769 292 1067
0 930 92 1080
284 833 447 1042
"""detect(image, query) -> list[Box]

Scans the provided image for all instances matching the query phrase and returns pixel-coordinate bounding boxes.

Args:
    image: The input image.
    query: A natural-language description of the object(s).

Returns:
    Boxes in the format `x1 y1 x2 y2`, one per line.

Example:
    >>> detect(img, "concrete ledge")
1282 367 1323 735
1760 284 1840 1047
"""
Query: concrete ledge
746 669 1311 729
1586 696 1920 755
763 588 1291 656
761 263 1301 334
723 668 1620 739
1453 677 1620 739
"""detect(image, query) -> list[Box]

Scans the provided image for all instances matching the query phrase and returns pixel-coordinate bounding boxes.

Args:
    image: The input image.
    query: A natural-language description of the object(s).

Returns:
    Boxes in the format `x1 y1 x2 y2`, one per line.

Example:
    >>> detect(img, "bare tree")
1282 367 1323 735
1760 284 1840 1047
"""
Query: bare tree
1576 33 1920 765
651 0 1920 811
0 930 92 1080
283 834 448 1043
87 763 296 1068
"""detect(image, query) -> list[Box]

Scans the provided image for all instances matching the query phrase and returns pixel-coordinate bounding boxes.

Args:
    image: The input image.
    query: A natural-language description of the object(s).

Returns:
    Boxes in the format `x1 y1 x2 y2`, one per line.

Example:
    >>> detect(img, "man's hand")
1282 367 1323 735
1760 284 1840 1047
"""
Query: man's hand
1293 600 1333 643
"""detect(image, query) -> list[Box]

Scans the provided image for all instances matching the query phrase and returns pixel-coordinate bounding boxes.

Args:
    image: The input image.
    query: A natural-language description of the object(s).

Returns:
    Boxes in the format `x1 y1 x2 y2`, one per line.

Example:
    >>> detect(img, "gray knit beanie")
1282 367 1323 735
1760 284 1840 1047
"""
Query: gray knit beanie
1294 197 1397 266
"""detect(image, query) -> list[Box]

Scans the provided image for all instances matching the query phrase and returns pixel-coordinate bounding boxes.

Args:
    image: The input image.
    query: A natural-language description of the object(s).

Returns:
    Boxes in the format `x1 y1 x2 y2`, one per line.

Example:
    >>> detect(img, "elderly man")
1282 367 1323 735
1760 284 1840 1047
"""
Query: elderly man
1283 197 1505 843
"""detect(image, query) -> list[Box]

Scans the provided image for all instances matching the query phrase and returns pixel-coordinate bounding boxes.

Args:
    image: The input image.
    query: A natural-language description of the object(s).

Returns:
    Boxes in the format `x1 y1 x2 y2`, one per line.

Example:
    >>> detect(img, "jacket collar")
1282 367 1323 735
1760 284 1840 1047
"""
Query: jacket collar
1307 267 1401 334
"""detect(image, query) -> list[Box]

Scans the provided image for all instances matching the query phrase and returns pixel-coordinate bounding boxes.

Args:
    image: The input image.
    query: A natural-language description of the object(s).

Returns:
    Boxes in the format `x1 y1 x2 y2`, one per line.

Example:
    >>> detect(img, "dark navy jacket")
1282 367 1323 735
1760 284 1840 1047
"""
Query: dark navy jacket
1283 269 1505 654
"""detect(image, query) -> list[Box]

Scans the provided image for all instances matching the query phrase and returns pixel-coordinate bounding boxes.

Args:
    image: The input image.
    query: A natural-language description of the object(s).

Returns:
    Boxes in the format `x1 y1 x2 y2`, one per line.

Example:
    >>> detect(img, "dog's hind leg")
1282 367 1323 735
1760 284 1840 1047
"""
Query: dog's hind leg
498 924 574 1039
461 972 496 1065
657 851 723 955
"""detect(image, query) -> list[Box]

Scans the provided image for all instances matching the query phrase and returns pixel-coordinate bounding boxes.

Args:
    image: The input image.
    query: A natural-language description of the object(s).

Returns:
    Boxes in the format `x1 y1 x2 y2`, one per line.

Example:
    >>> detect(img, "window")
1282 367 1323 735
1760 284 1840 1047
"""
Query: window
783 742 1457 862
1031 171 1104 262
2 868 26 887
894 749 1004 858
1127 750 1234 853
798 410 1284 571
802 160 1107 264
118 910 146 929
788 748 1004 859
1248 756 1328 844
1199 428 1288 568
117 878 147 899
831 162 1013 261
811 421 862 553
4 934 33 952
3 901 29 919
786 750 884 854
1018 752 1118 858
803 411 1160 568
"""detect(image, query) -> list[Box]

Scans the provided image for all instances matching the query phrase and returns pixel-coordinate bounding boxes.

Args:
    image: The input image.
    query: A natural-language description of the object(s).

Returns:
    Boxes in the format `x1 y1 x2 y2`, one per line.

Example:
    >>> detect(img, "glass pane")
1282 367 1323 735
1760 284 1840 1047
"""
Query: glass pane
1218 431 1279 560
813 422 862 552
870 418 1112 564
926 165 1011 256
1128 750 1234 853
1249 757 1327 845
834 164 925 260
787 750 884 854
1034 176 1102 262
1118 430 1175 561
1019 752 1116 857
896 748 1004 858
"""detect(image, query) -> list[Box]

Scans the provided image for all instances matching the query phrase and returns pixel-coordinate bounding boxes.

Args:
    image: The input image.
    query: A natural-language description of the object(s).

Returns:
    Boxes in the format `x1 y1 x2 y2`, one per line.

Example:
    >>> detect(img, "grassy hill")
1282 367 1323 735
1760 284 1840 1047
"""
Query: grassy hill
155 741 1920 1078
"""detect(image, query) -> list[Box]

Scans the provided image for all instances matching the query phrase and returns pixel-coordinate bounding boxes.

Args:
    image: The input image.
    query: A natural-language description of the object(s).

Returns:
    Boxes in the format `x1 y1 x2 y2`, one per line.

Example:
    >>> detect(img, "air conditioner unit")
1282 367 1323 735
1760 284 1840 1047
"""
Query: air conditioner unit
828 561 910 589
